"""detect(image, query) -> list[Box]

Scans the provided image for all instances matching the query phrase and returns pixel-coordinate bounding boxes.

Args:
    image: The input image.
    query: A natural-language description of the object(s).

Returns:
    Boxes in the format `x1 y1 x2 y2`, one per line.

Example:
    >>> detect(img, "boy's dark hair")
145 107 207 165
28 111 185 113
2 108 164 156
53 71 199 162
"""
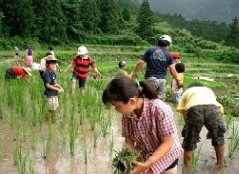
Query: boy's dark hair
175 63 185 73
187 82 204 89
157 40 170 47
102 78 157 104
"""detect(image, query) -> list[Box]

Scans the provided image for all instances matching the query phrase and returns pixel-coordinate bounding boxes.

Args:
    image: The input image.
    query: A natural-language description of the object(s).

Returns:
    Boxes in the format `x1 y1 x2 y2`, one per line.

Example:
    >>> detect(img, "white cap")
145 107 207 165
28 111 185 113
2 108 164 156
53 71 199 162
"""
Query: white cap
77 46 88 55
159 35 172 44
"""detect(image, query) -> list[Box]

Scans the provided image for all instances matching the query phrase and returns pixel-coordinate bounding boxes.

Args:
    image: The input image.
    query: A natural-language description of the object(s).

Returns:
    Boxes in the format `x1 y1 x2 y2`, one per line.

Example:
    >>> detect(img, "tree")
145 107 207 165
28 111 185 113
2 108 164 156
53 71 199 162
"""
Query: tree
98 0 124 34
2 0 34 37
80 0 100 34
226 16 239 48
136 0 153 39
61 0 83 40
32 0 67 43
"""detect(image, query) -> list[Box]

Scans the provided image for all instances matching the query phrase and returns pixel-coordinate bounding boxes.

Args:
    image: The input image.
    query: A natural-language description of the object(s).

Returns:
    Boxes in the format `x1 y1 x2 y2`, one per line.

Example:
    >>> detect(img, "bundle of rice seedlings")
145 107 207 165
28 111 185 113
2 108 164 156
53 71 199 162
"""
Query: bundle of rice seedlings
112 148 141 174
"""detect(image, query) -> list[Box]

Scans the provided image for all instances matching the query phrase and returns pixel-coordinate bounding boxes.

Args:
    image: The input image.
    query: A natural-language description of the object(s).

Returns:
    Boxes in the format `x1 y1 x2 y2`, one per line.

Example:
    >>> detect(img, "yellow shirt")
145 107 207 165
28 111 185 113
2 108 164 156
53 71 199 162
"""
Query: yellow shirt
177 86 224 114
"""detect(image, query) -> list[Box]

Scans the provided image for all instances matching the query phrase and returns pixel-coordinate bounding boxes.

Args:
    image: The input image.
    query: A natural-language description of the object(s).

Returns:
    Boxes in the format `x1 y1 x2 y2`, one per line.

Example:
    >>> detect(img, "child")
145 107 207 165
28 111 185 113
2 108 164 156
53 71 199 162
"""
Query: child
171 62 185 105
25 46 33 66
171 52 181 64
102 78 183 174
115 60 132 78
39 52 53 79
63 46 101 92
177 83 225 173
14 46 20 59
5 65 32 80
43 56 64 123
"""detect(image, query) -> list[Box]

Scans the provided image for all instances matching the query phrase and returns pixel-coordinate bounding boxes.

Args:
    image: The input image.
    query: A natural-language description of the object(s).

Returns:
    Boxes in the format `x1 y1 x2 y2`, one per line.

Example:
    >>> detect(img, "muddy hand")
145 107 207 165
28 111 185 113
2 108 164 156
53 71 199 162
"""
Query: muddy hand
130 160 147 174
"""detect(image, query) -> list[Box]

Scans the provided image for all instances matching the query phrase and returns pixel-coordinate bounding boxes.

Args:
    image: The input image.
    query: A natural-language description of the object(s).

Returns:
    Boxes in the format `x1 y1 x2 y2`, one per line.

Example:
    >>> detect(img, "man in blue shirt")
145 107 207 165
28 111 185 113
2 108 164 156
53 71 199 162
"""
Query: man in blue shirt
132 34 179 101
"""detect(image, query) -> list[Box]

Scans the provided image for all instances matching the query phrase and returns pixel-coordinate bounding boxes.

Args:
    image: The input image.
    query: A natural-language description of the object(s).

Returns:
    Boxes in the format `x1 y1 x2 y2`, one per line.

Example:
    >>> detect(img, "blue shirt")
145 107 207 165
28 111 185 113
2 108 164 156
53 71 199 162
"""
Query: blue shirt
43 70 58 96
142 46 173 79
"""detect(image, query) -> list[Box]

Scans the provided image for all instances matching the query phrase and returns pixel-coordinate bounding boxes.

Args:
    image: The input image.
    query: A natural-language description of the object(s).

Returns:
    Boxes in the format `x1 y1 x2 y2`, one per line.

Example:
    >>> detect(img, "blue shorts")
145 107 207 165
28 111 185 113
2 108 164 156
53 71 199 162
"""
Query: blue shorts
72 73 87 89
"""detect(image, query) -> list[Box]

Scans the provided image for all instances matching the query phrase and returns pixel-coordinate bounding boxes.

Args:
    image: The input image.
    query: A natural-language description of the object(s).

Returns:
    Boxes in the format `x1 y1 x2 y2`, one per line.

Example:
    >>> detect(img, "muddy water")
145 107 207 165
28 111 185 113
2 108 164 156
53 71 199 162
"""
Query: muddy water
1 109 239 174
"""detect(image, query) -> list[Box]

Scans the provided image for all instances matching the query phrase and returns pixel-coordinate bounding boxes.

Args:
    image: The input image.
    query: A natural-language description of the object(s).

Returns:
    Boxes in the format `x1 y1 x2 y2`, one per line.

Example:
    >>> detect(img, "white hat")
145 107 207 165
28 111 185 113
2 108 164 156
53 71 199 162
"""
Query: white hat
159 35 172 44
77 46 88 55
23 67 32 76
119 60 127 66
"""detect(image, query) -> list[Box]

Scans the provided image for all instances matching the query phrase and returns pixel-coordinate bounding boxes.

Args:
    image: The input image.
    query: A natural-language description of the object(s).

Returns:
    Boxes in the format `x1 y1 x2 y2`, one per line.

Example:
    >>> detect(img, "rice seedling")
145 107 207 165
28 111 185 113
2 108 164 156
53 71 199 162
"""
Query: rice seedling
100 111 112 137
41 123 53 159
112 148 141 174
191 143 203 174
92 125 101 148
225 113 234 130
228 123 239 158
13 145 34 174
69 113 78 156
82 128 88 164
109 134 114 156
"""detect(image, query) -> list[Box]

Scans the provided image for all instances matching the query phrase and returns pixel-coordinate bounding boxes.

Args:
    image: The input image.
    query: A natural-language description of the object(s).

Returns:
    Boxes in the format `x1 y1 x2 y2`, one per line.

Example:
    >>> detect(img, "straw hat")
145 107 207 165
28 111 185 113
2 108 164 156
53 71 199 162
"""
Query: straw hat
23 67 32 76
46 55 58 61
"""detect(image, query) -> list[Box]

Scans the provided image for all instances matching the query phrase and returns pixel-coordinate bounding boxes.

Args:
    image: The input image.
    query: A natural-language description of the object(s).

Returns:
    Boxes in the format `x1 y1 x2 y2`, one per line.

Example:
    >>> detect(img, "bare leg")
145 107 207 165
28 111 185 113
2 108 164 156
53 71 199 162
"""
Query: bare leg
214 144 225 174
182 150 193 174
71 80 76 93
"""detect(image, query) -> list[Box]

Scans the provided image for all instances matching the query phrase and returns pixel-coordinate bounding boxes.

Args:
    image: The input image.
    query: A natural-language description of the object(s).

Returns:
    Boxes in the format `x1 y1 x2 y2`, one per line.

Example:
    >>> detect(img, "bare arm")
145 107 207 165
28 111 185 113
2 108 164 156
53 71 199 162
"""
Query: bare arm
93 67 102 77
131 59 145 78
125 137 134 150
63 63 73 74
169 64 183 88
45 83 64 93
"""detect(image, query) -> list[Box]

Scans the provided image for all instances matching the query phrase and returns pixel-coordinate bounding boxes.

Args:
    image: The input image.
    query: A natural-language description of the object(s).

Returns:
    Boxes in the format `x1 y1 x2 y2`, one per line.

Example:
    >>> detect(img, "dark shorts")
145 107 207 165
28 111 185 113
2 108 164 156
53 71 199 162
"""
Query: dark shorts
72 72 87 89
182 105 226 151
5 68 16 79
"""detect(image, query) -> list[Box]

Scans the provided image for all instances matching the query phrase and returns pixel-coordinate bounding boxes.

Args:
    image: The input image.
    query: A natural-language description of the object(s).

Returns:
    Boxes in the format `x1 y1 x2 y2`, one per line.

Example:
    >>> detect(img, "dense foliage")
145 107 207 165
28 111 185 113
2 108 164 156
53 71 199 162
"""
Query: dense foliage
0 0 238 63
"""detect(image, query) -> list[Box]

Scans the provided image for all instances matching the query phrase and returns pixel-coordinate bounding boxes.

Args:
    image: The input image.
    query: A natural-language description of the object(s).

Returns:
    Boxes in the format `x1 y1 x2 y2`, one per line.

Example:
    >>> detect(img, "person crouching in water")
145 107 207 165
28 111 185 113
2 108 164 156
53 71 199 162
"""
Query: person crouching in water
102 78 183 174
43 56 64 123
5 65 32 80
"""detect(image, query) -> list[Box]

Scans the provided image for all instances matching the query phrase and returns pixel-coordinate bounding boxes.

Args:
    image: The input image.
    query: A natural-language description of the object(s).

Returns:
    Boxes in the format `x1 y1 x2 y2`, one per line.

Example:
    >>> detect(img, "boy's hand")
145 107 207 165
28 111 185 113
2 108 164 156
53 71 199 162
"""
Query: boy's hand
57 88 64 93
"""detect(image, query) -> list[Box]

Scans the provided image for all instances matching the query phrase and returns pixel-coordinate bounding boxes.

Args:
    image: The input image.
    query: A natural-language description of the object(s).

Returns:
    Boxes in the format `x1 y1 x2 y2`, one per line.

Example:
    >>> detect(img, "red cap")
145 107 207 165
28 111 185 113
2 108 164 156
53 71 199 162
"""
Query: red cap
172 52 180 59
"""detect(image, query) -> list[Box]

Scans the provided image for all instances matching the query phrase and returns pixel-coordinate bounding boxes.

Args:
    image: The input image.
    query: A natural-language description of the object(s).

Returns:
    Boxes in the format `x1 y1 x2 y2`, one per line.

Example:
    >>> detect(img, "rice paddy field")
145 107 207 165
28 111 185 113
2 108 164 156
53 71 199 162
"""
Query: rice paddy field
0 45 239 174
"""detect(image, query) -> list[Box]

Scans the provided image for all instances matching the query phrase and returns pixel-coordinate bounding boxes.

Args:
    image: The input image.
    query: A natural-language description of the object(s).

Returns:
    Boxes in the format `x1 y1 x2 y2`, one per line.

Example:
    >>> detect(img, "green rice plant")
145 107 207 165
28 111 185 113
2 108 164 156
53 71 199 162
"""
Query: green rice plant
109 134 114 156
82 128 88 164
100 111 112 137
225 113 234 130
38 98 46 130
41 123 52 159
69 113 78 156
191 143 203 174
228 123 239 158
31 103 37 127
92 125 101 148
13 145 34 174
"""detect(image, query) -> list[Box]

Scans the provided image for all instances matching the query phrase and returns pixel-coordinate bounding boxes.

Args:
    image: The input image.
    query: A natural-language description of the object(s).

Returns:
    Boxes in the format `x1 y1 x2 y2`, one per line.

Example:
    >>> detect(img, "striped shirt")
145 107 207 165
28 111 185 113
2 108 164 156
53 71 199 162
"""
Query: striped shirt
122 98 183 174
72 55 96 78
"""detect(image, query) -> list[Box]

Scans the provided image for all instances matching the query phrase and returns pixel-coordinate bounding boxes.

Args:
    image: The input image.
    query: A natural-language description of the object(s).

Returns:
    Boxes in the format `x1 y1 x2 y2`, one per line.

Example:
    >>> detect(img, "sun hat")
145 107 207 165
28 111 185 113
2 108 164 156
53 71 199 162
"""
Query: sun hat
77 46 88 55
45 55 58 61
119 60 127 67
172 52 180 59
22 67 32 76
159 34 172 44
